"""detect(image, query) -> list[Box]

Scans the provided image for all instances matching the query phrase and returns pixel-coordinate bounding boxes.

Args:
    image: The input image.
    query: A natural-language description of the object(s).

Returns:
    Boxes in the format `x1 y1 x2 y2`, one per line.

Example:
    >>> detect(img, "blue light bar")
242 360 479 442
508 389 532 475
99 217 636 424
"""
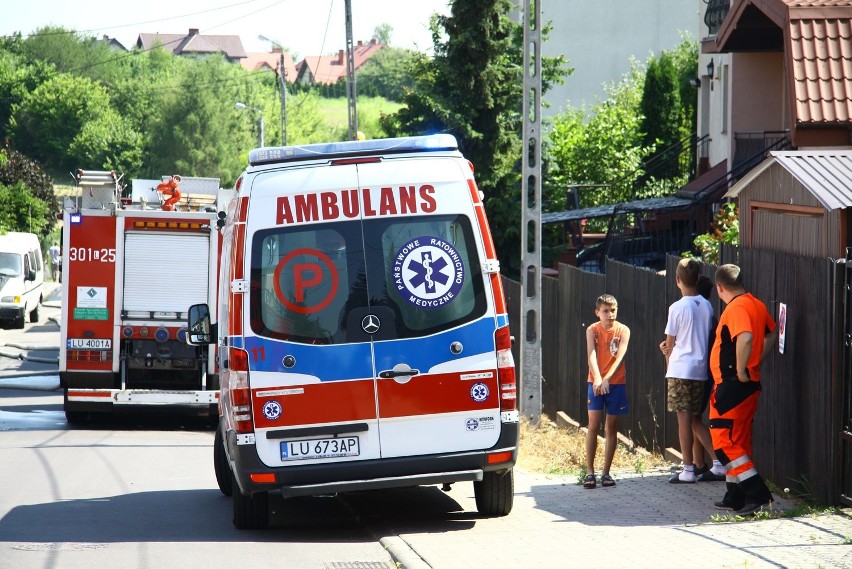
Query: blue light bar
70 212 82 224
248 134 459 166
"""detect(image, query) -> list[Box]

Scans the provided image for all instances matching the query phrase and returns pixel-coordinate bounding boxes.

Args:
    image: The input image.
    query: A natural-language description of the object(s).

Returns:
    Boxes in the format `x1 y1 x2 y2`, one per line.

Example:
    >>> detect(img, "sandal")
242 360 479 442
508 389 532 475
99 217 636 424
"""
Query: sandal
583 474 596 489
601 474 616 487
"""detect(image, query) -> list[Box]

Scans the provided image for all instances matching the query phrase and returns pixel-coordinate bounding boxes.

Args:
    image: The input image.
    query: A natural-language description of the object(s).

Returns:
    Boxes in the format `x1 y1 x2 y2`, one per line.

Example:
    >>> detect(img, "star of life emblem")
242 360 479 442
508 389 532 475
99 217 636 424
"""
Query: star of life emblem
392 236 465 310
262 400 282 420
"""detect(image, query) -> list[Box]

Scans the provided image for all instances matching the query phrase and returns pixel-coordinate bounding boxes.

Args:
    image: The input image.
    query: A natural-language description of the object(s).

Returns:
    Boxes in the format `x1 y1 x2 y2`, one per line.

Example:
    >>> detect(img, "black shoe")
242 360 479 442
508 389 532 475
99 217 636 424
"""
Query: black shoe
735 501 772 516
697 470 726 482
694 464 709 476
713 500 735 510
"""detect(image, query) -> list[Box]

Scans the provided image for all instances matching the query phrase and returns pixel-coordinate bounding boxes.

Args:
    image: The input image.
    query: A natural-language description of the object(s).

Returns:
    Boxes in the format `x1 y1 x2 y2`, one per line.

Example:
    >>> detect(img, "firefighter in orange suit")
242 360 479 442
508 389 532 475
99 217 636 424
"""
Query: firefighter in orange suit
709 264 778 516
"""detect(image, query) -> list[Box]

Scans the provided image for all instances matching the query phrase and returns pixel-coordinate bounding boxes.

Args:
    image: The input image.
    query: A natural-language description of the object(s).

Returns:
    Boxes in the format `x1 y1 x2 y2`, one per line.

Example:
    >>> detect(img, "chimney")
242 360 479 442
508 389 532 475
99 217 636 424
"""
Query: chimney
357 40 363 47
338 49 344 64
370 38 377 45
188 28 199 36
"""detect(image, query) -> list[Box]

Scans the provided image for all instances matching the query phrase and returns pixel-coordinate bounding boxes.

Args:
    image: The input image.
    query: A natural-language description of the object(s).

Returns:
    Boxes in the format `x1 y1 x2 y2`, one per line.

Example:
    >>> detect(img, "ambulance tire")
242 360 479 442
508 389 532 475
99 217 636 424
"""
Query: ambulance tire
29 304 39 323
232 472 269 529
214 425 232 496
474 469 514 517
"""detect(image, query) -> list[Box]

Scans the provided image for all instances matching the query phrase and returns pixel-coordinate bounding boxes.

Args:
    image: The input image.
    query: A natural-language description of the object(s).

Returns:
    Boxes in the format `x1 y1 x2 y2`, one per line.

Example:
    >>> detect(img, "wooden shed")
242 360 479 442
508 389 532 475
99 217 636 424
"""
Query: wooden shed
725 150 852 258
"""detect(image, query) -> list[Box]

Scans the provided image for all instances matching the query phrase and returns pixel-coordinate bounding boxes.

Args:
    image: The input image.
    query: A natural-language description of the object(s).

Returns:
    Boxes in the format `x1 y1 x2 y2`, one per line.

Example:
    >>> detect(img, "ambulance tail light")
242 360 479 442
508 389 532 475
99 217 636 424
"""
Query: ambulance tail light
495 326 516 411
228 347 254 433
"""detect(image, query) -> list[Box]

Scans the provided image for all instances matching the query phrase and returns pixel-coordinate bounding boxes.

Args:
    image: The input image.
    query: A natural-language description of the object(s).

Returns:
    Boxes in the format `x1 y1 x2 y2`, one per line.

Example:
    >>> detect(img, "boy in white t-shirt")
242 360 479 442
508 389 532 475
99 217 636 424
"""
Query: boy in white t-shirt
660 258 725 483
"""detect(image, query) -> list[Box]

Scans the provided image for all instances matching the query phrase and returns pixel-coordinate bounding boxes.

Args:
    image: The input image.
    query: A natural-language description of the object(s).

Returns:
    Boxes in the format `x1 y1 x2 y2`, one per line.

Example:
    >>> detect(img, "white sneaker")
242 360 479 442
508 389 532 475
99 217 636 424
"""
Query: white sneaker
710 465 726 476
668 469 696 483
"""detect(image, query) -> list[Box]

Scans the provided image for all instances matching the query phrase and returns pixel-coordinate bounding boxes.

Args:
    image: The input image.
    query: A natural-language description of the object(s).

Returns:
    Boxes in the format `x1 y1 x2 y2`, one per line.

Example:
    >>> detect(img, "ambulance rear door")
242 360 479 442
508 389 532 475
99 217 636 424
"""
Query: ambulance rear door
356 156 502 458
244 163 380 468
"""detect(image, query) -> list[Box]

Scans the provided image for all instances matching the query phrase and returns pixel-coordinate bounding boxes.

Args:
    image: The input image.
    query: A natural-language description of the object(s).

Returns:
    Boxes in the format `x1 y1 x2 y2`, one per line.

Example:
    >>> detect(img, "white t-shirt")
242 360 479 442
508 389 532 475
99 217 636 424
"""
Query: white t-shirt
664 294 713 380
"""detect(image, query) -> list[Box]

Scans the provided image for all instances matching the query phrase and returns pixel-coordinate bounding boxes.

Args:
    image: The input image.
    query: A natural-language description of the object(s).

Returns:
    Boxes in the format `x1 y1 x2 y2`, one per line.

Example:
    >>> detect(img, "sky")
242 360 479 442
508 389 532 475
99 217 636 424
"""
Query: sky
0 0 451 57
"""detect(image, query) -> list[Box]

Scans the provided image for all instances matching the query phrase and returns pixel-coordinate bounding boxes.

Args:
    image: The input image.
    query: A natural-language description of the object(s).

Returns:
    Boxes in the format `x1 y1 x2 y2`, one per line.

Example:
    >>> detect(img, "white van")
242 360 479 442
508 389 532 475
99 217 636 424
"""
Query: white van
0 232 44 329
189 134 519 529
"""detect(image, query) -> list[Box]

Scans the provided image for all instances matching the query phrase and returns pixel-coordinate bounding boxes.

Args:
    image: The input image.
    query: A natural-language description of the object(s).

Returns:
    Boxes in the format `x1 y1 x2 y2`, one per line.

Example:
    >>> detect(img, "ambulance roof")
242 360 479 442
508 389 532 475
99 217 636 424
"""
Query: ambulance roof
247 134 459 167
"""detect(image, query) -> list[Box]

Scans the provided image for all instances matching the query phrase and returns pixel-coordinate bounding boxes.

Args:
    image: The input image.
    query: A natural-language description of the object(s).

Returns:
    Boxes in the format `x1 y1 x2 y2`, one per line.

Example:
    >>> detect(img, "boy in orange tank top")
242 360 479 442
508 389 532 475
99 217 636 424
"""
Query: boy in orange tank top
584 294 631 489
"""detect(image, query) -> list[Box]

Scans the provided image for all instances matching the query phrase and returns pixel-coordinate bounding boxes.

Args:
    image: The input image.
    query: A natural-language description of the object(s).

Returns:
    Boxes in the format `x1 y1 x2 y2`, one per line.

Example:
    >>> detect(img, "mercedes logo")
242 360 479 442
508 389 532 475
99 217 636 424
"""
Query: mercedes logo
361 314 381 334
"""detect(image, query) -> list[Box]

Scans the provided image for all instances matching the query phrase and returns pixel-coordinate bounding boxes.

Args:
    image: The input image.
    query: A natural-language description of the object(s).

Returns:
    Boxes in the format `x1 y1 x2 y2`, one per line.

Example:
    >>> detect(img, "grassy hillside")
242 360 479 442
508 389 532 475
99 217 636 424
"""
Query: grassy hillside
318 96 403 139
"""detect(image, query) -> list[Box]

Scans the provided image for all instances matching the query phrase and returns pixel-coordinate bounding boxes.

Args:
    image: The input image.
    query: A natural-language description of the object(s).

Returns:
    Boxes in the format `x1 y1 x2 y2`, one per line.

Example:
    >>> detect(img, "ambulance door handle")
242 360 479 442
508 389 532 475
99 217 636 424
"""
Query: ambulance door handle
379 363 420 379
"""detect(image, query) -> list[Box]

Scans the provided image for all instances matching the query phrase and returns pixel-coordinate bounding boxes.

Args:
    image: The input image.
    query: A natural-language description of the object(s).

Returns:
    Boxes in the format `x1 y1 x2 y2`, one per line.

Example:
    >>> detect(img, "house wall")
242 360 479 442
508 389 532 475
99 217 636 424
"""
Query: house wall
728 51 786 164
739 163 843 257
540 0 700 117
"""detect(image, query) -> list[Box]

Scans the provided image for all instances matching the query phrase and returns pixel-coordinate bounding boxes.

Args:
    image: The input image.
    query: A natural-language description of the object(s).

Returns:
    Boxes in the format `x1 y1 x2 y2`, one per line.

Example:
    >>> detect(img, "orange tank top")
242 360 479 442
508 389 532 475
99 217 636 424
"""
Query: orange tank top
587 321 627 385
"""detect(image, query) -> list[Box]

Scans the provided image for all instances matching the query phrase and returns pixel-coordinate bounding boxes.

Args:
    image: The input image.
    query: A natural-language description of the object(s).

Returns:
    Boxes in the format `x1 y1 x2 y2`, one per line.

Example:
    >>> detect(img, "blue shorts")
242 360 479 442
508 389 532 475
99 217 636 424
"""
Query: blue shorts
587 383 629 415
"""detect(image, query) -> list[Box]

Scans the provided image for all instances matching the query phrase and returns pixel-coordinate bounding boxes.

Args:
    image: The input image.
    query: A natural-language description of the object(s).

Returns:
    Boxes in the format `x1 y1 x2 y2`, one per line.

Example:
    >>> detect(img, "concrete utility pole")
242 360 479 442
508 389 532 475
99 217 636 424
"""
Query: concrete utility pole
520 0 542 421
258 35 288 145
344 0 358 140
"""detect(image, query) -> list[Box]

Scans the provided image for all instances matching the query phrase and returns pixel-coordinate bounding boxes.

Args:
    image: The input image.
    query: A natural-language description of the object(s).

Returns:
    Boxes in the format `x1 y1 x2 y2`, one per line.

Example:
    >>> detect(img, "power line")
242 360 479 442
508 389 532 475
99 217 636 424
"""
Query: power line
0 0 266 40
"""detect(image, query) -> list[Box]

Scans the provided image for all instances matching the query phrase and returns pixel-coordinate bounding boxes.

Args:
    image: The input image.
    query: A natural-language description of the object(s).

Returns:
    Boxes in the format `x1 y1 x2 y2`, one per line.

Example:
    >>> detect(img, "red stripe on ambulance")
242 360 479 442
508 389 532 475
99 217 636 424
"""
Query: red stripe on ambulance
377 370 498 419
251 380 378 428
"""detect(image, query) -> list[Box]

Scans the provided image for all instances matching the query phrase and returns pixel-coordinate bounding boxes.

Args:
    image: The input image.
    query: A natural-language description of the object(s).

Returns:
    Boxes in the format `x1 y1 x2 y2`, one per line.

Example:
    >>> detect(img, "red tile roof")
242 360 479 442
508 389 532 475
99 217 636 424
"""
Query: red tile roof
789 13 852 122
240 49 298 83
715 1 852 125
297 39 384 85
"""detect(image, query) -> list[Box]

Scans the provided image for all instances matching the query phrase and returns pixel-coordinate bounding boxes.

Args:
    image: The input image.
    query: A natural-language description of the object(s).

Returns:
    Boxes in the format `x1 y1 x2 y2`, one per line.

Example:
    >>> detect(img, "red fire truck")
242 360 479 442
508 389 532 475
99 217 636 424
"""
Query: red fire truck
59 170 230 422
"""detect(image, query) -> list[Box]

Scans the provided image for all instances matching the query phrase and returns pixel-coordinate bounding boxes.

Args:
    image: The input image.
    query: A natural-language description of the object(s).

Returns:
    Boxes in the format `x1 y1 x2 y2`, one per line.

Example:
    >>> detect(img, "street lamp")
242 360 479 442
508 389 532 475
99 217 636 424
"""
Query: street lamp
258 34 288 145
235 102 264 148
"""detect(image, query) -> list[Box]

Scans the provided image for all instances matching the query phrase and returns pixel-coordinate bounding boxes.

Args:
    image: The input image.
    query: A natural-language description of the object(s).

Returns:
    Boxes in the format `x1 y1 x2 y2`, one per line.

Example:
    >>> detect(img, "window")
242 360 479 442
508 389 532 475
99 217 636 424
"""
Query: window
249 215 486 344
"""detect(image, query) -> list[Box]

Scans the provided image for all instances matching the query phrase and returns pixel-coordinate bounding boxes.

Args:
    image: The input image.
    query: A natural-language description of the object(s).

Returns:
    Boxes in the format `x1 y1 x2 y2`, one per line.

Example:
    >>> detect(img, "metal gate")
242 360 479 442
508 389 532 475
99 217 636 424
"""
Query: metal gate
842 250 852 506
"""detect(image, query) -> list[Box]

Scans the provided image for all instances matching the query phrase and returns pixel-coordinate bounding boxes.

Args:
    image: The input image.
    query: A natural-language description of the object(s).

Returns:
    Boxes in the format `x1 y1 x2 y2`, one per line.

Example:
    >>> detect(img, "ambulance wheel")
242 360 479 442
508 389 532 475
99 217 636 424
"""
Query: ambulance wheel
214 425 232 496
232 473 269 529
29 304 39 323
474 469 514 517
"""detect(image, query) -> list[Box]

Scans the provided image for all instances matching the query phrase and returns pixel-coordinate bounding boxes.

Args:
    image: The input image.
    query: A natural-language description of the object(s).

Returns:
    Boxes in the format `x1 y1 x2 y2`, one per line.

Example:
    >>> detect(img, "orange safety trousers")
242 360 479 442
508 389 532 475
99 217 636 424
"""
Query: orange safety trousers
709 379 772 507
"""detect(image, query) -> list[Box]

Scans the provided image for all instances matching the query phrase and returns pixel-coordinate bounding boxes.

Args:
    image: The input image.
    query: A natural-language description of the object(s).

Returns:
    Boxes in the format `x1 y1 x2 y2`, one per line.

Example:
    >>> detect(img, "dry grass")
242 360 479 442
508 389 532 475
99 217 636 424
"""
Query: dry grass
517 416 671 479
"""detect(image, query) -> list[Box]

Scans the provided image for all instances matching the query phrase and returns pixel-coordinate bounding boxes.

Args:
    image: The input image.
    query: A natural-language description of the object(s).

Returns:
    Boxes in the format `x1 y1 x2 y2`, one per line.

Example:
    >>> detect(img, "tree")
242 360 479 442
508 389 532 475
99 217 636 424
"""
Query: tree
145 55 256 185
640 52 681 179
373 23 393 46
68 109 144 174
356 47 417 101
548 65 649 211
0 145 56 238
381 1 567 273
0 180 51 236
8 73 115 173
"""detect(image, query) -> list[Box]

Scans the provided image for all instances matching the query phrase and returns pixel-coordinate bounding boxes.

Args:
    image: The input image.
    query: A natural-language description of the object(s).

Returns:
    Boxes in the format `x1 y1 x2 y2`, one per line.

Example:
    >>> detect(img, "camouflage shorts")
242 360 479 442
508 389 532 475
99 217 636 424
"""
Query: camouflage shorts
666 377 706 414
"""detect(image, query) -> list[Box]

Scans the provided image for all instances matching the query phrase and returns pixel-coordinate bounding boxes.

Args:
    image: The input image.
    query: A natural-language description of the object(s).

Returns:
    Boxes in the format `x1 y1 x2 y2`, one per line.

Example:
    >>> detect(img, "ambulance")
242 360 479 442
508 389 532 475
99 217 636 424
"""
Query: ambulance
188 134 518 529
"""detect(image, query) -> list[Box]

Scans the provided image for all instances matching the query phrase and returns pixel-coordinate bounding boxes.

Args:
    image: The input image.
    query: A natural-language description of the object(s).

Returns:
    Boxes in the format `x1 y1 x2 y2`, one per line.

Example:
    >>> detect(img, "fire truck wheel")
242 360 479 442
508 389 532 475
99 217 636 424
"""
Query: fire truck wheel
232 473 269 529
214 425 232 496
474 469 514 517
29 304 39 323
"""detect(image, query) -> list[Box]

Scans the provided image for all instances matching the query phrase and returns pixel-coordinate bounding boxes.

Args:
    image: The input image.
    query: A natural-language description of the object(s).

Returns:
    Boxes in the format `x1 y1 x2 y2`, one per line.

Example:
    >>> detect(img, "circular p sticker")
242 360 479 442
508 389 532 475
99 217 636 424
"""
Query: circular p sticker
273 247 339 314
392 236 465 310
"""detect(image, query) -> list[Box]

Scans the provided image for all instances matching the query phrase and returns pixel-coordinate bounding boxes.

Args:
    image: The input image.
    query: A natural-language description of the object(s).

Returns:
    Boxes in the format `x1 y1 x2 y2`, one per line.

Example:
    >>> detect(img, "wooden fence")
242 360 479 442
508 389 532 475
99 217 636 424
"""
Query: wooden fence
504 248 847 505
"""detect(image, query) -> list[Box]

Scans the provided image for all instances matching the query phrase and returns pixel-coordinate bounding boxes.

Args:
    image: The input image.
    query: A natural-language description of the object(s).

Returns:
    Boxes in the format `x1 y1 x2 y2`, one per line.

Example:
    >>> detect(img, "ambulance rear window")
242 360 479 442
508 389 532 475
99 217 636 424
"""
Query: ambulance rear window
249 215 486 344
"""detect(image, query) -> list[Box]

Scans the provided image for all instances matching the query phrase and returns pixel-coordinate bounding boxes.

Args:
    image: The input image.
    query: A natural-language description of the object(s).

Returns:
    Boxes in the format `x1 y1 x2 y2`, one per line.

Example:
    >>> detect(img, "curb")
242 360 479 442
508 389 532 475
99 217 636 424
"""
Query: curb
379 535 431 569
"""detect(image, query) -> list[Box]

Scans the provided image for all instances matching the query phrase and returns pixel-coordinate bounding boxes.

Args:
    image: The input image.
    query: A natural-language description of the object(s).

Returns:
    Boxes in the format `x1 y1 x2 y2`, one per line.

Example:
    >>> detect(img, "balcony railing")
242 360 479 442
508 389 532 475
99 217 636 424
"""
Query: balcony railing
704 0 730 36
733 131 791 173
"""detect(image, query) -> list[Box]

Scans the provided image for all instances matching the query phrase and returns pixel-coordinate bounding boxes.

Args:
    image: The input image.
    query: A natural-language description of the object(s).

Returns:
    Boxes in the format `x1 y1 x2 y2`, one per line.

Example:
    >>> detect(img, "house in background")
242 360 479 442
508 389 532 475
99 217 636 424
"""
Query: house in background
136 29 247 63
701 0 852 258
295 39 383 86
240 47 298 84
96 35 128 52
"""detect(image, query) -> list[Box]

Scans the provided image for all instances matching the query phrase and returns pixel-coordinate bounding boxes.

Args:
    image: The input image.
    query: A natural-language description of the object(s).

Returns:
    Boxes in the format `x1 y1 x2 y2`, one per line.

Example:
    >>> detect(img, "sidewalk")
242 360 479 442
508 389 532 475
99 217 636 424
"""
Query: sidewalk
373 467 852 569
